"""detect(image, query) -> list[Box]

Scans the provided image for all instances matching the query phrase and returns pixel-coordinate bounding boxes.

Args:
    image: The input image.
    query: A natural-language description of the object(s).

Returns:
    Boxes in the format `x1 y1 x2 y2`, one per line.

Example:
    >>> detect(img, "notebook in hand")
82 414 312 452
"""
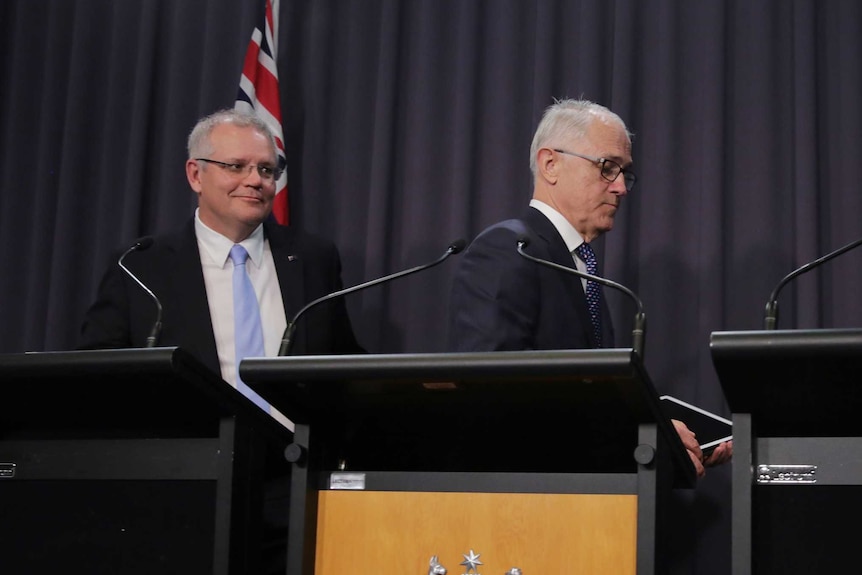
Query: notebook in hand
659 395 732 453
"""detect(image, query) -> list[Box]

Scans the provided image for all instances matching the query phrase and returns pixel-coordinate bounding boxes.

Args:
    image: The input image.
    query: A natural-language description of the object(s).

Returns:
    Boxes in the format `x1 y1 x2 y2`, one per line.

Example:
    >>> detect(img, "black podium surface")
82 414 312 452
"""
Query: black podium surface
243 348 696 575
711 328 862 575
0 347 293 575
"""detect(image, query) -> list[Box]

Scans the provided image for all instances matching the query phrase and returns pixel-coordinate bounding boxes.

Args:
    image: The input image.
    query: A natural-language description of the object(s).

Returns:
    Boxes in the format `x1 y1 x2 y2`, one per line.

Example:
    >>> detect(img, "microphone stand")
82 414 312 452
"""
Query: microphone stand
118 237 163 347
764 236 862 329
278 239 466 356
516 237 647 360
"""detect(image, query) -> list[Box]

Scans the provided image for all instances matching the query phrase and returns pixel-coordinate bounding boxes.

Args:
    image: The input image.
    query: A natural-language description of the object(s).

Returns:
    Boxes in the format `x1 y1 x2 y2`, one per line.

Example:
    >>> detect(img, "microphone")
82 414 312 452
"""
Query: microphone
516 235 647 359
278 238 467 356
764 236 862 329
117 236 163 348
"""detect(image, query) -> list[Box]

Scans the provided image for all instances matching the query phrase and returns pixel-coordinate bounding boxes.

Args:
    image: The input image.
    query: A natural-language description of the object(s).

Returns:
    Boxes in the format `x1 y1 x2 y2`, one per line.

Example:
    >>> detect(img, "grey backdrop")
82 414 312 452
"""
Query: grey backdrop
4 1 862 573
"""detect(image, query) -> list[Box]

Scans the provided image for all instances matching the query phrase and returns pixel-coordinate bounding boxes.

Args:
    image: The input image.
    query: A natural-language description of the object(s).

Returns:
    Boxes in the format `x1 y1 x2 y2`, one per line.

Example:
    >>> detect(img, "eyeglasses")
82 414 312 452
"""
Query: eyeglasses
552 149 637 191
195 158 282 183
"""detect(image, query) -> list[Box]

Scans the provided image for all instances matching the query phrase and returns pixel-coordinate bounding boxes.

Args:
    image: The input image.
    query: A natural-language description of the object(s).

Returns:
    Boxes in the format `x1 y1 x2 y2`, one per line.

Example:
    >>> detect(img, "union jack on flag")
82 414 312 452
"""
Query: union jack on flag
235 0 289 225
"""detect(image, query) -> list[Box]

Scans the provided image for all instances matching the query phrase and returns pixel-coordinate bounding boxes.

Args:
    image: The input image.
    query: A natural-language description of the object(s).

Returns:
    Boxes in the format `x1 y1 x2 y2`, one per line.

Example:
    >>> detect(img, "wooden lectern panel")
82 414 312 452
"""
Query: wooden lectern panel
315 491 637 574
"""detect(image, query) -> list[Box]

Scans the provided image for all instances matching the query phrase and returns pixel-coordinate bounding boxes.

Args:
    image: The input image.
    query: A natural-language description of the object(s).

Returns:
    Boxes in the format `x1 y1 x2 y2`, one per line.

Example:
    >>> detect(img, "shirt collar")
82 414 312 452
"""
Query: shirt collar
529 199 587 252
194 208 265 268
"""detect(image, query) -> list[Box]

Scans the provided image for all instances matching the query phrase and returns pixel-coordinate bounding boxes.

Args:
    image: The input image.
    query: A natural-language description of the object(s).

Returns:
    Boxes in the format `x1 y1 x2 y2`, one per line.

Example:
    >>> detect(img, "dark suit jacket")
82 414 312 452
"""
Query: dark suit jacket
448 207 614 351
78 218 363 375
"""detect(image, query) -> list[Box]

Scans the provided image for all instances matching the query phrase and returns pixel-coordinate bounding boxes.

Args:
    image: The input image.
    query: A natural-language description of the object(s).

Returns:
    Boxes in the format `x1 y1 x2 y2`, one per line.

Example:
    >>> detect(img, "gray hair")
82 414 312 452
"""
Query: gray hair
187 108 278 160
529 99 632 177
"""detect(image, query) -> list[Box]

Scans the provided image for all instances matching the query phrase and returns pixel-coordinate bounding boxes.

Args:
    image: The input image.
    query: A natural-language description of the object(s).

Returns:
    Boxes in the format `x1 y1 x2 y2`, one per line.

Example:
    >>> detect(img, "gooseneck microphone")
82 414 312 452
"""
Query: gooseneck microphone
278 239 467 356
117 236 163 348
764 236 862 329
516 235 647 359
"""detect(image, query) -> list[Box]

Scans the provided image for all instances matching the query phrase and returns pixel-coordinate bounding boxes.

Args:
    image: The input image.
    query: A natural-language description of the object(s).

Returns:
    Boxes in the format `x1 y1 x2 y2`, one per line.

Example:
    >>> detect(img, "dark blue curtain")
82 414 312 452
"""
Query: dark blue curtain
4 1 862 573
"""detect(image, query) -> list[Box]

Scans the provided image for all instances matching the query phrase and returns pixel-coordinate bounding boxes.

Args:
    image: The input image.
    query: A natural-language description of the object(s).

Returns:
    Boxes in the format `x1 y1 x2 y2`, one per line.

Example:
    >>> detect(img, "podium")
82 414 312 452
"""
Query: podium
710 328 862 574
0 347 293 575
242 348 696 575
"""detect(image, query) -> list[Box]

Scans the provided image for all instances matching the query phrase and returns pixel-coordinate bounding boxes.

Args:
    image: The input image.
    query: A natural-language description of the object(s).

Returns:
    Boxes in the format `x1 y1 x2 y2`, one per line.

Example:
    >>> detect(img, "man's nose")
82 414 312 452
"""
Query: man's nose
242 165 264 186
610 175 628 195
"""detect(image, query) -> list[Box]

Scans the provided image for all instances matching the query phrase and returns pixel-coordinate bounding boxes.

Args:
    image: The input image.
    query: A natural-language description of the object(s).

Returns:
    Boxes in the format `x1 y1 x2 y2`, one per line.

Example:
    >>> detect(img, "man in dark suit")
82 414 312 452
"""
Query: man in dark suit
78 108 362 572
78 217 360 367
448 99 730 476
448 207 615 352
79 108 362 378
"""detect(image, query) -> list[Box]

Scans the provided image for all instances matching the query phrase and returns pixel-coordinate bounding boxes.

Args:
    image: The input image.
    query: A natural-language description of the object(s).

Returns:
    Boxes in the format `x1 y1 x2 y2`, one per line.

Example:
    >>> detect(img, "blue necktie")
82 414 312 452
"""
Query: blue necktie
229 244 271 413
574 242 603 348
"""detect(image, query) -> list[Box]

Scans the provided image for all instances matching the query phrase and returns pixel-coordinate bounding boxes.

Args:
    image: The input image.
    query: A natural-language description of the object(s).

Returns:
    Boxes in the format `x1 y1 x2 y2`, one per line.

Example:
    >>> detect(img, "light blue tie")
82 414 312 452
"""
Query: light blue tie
574 242 603 348
229 244 271 413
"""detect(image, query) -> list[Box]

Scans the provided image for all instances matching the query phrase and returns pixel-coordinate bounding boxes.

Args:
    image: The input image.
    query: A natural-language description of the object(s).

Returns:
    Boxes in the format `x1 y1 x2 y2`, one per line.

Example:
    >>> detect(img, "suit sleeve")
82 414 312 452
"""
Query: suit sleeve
327 244 365 354
447 225 540 351
300 239 366 355
77 253 134 350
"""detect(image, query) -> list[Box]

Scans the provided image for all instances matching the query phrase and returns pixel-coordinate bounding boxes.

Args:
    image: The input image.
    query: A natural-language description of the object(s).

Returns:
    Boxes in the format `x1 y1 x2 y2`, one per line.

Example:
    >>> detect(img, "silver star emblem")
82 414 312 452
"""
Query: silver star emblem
460 549 483 573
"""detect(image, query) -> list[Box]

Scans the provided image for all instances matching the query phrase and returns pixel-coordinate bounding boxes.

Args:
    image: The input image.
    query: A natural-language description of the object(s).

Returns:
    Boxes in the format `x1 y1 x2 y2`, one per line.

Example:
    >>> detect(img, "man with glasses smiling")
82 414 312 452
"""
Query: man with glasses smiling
448 98 730 476
80 107 362 386
78 108 363 572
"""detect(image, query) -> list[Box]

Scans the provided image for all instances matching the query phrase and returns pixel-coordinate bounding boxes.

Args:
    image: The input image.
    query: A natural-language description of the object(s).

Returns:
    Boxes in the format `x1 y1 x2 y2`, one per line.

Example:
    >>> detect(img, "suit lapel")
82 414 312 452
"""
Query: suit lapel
265 222 307 349
165 221 221 373
524 208 599 348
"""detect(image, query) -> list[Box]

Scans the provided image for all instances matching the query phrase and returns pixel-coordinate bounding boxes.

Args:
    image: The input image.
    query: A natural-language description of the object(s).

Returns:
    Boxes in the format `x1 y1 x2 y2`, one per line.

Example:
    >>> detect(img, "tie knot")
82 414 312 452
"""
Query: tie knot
229 244 250 266
574 242 596 263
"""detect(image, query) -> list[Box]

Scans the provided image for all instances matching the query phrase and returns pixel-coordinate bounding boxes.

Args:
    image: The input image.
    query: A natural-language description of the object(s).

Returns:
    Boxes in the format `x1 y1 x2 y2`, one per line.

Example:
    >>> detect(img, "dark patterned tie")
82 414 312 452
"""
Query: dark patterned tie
574 242 603 348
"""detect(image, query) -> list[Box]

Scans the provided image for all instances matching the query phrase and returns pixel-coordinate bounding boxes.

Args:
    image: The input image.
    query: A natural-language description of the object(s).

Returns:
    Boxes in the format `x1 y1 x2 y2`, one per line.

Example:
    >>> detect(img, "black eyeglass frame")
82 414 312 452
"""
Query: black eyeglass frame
552 148 637 191
194 157 283 182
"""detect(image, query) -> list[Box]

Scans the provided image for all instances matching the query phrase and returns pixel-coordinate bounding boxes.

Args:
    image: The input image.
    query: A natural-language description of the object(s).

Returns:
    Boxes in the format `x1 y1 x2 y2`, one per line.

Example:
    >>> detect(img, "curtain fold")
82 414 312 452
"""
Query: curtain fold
5 1 862 572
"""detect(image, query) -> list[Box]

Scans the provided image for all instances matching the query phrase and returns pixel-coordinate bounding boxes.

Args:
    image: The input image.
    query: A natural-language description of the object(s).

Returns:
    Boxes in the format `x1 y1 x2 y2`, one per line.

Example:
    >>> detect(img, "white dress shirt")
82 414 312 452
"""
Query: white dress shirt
194 209 292 429
529 199 590 290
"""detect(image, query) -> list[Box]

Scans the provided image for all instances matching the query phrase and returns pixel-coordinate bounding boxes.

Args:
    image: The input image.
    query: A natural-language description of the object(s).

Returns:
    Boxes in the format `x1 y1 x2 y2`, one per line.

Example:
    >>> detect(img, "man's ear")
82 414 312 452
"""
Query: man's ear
536 148 559 184
186 159 203 193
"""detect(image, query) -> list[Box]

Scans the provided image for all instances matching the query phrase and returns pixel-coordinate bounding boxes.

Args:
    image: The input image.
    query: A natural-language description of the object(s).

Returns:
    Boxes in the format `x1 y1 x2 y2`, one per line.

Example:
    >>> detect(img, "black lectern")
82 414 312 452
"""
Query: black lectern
711 328 862 575
0 347 293 575
243 349 696 575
